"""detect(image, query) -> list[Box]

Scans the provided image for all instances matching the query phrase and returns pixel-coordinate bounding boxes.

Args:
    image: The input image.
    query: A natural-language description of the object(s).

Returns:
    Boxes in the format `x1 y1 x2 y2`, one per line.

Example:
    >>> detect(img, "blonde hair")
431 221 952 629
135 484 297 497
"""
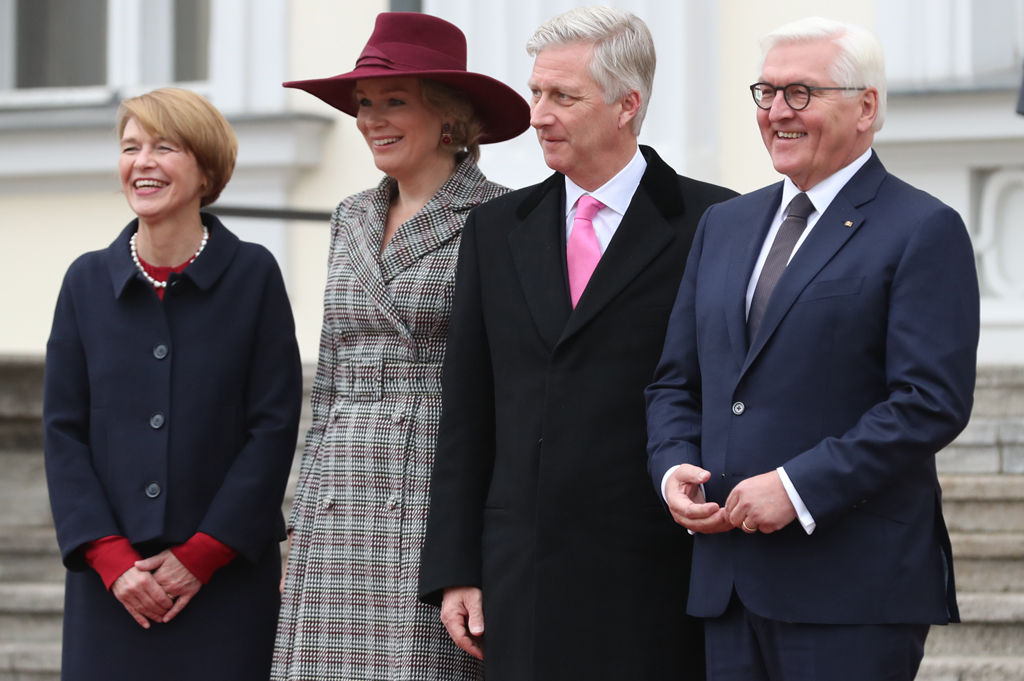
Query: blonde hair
116 88 238 206
526 6 655 135
420 79 485 163
758 17 887 131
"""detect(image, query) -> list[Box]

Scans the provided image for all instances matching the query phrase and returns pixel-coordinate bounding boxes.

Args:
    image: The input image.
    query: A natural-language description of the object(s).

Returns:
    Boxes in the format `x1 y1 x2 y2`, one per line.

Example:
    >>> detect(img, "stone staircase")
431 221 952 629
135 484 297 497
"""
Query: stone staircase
0 358 60 681
919 366 1024 681
0 359 1021 680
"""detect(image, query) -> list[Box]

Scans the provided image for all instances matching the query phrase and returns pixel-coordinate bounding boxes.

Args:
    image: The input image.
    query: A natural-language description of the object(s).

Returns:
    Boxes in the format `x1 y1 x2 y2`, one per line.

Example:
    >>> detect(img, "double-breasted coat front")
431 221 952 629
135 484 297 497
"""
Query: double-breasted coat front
272 157 505 681
43 214 303 681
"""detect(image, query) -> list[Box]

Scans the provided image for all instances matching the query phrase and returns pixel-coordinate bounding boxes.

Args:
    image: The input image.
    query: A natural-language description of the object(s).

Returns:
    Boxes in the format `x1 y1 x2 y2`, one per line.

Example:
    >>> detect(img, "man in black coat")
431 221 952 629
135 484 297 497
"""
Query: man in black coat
418 6 736 680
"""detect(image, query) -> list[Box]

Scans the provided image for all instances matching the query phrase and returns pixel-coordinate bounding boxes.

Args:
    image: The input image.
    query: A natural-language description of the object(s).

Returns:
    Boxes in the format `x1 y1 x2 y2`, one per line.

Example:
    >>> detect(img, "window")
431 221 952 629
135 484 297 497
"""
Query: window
175 0 210 83
0 0 210 93
16 0 107 88
390 0 422 11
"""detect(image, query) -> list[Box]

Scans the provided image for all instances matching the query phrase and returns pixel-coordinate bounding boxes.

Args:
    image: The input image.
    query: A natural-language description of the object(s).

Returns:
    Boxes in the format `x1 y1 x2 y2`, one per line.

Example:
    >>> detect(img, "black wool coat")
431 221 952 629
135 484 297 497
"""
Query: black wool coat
43 214 303 681
419 147 738 681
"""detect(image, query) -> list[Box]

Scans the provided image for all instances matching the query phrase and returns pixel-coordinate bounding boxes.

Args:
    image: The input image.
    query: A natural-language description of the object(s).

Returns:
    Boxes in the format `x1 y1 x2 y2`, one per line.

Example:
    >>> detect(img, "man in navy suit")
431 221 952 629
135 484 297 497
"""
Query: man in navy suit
646 17 979 680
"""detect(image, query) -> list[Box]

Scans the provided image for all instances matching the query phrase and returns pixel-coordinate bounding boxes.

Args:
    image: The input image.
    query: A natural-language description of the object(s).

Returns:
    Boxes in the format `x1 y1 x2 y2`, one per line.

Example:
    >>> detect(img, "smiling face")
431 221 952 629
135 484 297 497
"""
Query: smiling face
354 77 451 183
119 118 206 225
528 42 635 190
758 40 877 191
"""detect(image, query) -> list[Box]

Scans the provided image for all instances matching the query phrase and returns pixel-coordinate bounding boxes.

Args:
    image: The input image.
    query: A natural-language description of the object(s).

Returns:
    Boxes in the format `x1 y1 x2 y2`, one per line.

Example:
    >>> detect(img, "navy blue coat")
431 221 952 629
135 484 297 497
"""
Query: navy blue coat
44 214 302 680
646 152 978 626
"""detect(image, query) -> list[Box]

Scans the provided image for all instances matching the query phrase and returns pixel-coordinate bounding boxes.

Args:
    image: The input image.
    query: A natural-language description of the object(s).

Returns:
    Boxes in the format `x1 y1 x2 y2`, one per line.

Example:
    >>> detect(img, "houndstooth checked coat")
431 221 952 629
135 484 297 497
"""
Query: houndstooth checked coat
272 157 505 681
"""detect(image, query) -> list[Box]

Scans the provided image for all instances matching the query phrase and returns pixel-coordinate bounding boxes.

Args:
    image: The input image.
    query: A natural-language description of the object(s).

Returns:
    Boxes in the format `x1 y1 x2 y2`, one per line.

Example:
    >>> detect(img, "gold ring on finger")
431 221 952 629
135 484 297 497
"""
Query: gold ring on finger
742 519 758 533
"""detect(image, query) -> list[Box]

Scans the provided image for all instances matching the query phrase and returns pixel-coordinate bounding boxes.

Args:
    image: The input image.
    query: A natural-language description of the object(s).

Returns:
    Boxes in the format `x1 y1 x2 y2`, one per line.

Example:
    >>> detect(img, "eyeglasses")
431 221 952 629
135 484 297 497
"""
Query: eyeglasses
750 82 866 111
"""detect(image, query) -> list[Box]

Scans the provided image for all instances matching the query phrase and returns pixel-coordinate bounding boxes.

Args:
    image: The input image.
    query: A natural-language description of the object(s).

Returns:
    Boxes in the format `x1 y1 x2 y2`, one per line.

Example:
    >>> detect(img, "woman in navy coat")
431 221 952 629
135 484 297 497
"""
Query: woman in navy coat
43 88 302 681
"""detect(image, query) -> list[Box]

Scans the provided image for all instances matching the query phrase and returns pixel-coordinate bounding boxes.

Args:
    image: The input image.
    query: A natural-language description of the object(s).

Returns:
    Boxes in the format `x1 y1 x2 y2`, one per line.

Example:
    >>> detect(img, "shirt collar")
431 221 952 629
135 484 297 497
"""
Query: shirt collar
564 146 647 216
780 147 873 217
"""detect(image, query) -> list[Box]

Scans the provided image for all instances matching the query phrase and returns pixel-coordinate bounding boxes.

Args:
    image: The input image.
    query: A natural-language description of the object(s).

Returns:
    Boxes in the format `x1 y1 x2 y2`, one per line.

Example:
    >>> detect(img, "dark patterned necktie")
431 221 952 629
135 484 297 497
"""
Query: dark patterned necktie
747 192 815 341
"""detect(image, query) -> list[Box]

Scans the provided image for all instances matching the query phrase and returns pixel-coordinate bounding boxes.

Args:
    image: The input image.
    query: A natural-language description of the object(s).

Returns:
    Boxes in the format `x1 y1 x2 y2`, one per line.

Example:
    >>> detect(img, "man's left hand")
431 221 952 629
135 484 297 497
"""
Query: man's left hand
724 470 797 534
135 550 202 624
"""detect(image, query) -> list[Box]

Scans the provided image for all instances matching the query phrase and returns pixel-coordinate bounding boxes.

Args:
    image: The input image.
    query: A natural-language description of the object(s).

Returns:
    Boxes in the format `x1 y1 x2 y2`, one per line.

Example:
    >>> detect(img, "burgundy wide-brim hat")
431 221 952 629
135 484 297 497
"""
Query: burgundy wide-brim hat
283 12 530 144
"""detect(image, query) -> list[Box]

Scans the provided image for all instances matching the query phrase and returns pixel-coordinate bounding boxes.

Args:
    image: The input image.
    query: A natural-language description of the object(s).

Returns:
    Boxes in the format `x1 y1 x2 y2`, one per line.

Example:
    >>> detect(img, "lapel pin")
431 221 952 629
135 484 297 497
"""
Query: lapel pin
844 220 853 227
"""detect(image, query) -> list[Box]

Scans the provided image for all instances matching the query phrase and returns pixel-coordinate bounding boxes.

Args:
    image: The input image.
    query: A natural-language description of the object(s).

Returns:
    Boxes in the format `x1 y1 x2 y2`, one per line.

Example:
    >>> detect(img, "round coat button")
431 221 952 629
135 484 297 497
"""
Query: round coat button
732 402 745 415
150 412 165 429
145 482 161 498
153 344 168 359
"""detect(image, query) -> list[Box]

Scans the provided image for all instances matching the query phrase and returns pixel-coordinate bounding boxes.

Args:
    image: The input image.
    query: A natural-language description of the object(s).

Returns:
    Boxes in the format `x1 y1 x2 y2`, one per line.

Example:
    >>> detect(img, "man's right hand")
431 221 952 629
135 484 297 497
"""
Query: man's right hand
111 566 175 628
666 464 733 534
441 585 485 660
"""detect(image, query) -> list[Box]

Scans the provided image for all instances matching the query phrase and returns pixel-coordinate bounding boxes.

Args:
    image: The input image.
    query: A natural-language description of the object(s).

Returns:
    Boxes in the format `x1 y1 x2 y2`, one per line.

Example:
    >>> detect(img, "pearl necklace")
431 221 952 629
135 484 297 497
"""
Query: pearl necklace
130 227 209 289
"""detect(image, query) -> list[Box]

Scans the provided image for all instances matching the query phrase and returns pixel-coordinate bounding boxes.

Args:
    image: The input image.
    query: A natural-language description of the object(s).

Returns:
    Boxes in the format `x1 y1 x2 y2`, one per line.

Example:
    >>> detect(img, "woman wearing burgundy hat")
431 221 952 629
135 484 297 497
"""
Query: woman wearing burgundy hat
272 12 529 681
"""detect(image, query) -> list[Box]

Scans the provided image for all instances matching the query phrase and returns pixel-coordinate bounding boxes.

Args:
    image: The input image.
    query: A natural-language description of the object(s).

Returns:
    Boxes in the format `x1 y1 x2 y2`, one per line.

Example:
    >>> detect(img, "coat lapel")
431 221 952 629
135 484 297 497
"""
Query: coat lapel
379 158 485 283
742 153 887 376
724 185 781 368
558 146 679 346
509 173 572 351
345 179 415 343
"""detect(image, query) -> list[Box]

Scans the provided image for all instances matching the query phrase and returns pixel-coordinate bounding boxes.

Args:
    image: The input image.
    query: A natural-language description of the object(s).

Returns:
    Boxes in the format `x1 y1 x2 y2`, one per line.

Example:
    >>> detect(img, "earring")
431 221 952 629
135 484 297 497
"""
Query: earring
441 123 453 145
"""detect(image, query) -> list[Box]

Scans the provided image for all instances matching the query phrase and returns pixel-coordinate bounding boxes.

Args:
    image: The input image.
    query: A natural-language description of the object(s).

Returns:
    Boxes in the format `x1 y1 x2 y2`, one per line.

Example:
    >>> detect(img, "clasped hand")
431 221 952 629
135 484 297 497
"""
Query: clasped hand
665 464 797 534
110 550 201 628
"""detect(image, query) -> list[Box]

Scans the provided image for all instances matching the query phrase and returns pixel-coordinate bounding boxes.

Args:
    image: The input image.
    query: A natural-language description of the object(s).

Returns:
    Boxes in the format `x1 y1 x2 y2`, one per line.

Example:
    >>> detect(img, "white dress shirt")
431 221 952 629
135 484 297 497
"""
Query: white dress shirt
662 147 874 535
564 146 647 251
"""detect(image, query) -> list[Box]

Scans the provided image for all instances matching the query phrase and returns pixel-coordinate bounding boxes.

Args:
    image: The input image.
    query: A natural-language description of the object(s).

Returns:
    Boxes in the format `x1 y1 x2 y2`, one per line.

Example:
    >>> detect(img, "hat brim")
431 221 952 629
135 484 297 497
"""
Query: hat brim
284 66 531 144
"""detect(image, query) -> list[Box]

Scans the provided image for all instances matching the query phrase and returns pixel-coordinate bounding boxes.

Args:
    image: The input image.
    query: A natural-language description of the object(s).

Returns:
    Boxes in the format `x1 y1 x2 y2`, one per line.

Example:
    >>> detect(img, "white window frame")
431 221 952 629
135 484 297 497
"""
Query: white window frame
0 0 287 114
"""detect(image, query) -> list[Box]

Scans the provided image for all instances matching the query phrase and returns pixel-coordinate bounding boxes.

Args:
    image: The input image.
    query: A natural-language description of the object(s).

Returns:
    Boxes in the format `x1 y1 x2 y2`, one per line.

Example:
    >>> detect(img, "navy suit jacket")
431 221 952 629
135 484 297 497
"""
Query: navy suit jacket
646 152 978 625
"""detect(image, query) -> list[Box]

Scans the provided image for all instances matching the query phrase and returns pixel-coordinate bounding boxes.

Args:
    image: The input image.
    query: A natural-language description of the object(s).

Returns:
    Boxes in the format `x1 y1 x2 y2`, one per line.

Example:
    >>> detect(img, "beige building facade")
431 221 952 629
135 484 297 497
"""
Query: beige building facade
1 0 1022 365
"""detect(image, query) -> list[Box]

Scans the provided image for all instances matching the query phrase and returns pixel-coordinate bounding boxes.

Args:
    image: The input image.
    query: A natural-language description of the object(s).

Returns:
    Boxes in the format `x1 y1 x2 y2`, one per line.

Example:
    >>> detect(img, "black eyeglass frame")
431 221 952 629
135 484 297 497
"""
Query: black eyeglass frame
750 82 866 111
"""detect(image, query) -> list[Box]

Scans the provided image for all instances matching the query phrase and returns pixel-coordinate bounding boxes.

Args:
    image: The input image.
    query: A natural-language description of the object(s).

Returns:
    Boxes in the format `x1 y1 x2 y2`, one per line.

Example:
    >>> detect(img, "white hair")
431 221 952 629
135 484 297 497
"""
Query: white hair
758 17 887 131
526 6 655 135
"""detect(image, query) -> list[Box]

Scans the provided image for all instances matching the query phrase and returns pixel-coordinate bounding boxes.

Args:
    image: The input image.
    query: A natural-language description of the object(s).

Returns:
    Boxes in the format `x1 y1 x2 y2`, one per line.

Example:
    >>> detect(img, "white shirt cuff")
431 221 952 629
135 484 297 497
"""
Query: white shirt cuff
777 466 816 534
662 465 700 536
661 465 681 502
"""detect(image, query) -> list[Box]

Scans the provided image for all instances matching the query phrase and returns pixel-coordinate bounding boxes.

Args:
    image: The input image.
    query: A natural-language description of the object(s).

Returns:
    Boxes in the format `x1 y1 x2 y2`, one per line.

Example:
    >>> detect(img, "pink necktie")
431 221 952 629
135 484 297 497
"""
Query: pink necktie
567 195 605 308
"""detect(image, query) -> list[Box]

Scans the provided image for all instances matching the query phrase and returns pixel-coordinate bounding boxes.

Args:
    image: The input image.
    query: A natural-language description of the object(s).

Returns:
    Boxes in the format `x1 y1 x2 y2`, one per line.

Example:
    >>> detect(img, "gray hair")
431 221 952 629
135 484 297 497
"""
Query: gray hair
526 6 655 135
758 17 887 131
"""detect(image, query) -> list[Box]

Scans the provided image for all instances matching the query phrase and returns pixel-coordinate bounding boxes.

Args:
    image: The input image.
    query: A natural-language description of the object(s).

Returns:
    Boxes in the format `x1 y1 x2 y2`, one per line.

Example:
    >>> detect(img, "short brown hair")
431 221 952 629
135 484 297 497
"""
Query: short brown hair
420 79 485 163
116 88 237 207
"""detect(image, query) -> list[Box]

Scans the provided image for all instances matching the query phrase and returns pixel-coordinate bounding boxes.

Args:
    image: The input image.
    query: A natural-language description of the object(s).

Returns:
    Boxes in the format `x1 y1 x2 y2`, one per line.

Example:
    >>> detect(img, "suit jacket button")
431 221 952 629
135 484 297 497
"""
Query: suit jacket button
732 402 745 415
153 344 169 359
145 482 161 498
150 412 165 429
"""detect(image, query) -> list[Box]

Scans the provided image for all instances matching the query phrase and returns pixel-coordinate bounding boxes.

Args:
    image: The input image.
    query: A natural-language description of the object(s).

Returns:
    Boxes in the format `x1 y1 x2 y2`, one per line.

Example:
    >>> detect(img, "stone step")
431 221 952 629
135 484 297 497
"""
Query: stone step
0 528 62 584
0 452 51 529
925 594 1024 657
941 475 1024 533
0 584 63 644
950 533 1024 593
0 642 60 681
918 656 1024 681
0 358 43 452
939 417 1024 475
973 367 1024 419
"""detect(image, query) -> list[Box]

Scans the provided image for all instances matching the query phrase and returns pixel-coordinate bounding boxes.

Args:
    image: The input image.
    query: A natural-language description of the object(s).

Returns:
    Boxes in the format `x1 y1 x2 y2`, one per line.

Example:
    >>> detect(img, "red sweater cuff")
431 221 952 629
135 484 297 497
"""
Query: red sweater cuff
170 533 238 584
82 536 142 591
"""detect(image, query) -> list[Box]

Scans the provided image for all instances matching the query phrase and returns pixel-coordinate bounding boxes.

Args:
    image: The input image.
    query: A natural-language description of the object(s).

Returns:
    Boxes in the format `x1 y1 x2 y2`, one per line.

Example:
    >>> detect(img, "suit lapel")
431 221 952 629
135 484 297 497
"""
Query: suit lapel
509 173 573 351
558 146 681 346
724 185 781 369
742 153 887 376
